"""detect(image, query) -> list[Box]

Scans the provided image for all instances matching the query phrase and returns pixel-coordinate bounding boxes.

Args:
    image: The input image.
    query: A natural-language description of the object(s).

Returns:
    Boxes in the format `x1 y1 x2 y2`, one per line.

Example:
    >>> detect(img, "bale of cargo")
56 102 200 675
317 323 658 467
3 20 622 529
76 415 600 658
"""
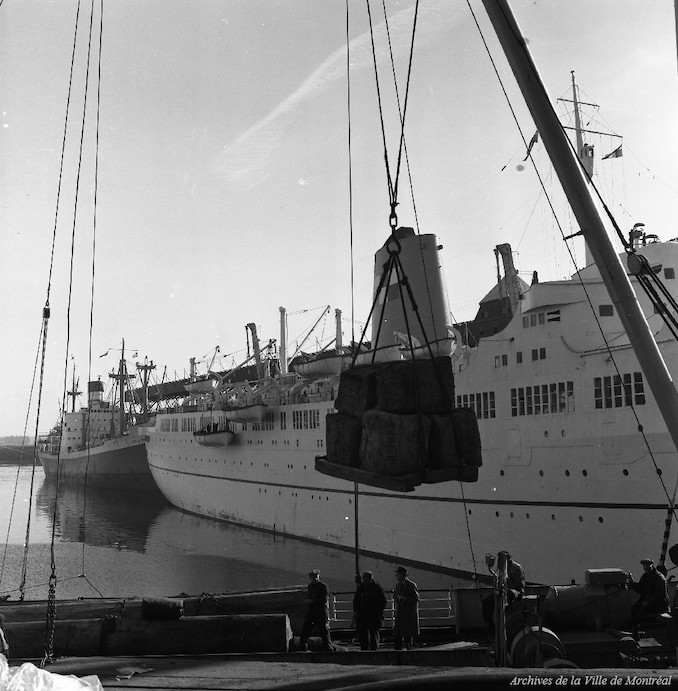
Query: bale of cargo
425 412 480 482
375 357 455 415
360 409 430 476
334 363 384 419
325 411 362 467
452 406 483 468
140 597 184 620
427 414 461 470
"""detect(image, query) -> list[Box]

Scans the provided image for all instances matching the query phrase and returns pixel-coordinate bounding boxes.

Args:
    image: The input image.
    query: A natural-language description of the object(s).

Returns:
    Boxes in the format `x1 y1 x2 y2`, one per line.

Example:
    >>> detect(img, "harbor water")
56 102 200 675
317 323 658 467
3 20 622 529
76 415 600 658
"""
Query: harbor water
0 449 459 602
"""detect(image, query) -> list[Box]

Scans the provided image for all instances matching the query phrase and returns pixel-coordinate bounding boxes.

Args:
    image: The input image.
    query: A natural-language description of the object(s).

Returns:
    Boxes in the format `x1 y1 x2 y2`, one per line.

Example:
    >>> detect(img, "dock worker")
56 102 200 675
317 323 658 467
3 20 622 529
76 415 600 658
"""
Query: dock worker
482 550 526 638
393 566 420 650
300 569 333 652
353 571 387 650
0 613 8 661
628 558 669 640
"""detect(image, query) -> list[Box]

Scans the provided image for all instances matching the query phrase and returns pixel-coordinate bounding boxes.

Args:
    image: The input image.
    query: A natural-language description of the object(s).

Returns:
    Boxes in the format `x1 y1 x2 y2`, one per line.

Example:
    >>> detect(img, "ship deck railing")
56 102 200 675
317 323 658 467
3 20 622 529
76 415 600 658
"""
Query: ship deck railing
330 589 459 632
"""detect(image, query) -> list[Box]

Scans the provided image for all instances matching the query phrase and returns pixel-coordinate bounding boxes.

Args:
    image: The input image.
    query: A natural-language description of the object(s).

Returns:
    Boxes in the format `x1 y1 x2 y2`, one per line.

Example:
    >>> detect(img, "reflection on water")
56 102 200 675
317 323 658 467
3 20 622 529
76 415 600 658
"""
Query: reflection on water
0 464 460 601
35 480 167 553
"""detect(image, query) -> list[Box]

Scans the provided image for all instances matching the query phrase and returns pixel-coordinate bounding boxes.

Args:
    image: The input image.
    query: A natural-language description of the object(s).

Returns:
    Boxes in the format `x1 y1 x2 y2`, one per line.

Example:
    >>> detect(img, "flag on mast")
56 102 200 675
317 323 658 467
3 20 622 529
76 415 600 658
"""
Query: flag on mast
522 131 539 161
602 144 623 160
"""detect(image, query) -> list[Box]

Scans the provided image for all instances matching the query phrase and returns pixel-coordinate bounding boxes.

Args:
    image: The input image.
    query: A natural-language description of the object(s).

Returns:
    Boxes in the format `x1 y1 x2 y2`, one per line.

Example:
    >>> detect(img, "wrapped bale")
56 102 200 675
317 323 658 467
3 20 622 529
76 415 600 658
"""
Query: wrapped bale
334 363 385 419
427 414 461 470
376 357 455 415
360 409 430 476
452 406 482 468
325 412 362 467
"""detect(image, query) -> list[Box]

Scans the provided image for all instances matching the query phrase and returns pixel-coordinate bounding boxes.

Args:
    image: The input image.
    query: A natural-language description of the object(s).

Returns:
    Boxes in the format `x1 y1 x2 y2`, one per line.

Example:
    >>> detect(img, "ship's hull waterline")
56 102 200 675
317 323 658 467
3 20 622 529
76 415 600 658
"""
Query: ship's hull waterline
39 433 156 490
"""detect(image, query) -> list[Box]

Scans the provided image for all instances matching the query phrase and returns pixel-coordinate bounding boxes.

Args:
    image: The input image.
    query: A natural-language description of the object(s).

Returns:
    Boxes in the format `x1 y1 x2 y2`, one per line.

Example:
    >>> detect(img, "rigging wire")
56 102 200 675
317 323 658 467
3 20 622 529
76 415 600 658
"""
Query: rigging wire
42 0 105 665
0 310 52 590
80 0 105 599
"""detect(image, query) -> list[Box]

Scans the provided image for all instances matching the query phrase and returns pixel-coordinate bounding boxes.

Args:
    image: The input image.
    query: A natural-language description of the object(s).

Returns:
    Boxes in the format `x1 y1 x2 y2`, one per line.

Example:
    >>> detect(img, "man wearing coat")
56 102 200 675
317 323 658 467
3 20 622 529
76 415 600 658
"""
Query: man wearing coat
393 566 420 650
628 558 669 639
353 571 388 650
300 569 333 651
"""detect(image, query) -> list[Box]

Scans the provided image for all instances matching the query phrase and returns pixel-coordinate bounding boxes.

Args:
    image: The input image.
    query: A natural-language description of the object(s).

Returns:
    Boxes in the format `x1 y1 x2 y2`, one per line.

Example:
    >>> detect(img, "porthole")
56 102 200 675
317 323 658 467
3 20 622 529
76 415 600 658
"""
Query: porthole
578 516 583 522
623 469 629 476
539 470 544 477
551 514 556 521
565 470 570 477
500 470 505 477
582 470 587 477
510 512 514 518
598 517 603 523
495 511 500 517
526 513 530 519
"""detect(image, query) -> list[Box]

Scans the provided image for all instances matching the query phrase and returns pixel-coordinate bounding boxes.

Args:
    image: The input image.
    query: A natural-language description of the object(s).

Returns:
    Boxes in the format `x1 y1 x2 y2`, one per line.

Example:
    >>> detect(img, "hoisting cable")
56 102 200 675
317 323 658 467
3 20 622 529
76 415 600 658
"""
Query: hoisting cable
365 0 419 218
344 0 361 585
80 0 106 600
43 0 103 666
379 0 439 338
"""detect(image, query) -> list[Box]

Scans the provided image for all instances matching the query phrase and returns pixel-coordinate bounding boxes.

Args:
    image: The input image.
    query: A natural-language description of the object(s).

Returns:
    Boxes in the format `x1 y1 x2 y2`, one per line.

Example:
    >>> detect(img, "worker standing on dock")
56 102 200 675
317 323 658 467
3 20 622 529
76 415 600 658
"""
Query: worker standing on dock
482 550 525 638
628 558 669 640
353 571 388 650
393 566 420 650
300 570 333 652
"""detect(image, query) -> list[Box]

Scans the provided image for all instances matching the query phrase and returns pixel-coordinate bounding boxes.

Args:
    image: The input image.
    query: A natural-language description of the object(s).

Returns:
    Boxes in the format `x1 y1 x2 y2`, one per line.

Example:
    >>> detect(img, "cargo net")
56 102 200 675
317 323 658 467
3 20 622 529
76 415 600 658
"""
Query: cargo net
315 232 482 491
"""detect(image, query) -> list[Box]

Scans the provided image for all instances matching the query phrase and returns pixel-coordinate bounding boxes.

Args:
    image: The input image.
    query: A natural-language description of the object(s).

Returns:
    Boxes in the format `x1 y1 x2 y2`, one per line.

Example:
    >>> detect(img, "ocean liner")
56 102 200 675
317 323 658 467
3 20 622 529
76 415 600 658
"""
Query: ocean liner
143 215 678 586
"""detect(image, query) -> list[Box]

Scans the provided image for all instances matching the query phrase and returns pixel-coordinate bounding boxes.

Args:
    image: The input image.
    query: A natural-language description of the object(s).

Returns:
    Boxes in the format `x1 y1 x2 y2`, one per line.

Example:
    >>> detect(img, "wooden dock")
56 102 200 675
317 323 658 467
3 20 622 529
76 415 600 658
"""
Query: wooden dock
10 649 678 690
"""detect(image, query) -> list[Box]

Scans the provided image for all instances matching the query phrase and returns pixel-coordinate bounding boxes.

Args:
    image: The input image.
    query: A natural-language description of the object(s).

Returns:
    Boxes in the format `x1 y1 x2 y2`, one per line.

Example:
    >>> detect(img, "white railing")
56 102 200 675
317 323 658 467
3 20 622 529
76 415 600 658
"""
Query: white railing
330 589 457 630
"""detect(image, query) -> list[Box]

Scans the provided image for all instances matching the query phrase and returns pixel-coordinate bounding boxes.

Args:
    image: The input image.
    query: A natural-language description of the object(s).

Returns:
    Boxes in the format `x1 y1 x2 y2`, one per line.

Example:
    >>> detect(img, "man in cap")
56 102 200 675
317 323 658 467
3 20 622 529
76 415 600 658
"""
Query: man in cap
300 569 333 651
482 550 525 638
393 566 420 650
353 570 387 650
628 558 669 639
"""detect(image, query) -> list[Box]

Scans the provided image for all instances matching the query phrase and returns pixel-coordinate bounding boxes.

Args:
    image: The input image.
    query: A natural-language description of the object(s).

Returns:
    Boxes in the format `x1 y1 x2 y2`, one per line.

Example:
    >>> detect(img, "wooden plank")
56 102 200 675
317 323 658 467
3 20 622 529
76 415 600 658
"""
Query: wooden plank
314 457 418 492
5 614 292 657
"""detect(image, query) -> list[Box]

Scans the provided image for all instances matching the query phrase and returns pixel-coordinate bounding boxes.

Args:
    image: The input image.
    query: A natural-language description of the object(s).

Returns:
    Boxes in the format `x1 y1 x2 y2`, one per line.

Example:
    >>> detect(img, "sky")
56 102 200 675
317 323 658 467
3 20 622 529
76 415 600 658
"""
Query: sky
1 0 677 437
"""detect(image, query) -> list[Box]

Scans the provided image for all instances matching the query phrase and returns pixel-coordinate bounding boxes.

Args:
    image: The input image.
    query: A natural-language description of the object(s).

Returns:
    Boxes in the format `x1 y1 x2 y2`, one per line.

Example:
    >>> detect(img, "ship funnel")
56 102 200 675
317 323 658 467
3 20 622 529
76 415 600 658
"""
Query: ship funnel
88 380 104 403
371 227 452 357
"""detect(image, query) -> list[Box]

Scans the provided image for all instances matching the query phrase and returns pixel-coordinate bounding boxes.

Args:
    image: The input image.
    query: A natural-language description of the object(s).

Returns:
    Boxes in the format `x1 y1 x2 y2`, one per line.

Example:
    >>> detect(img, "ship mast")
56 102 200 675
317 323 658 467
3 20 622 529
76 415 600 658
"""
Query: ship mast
66 360 81 413
482 0 678 461
570 71 595 267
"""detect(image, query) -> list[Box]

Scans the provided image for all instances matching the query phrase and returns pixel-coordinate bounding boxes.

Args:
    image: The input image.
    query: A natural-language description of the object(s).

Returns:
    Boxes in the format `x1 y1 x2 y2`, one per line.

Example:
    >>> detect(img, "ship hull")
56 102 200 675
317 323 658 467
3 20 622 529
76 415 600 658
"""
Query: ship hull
146 238 678 586
146 398 677 586
39 432 156 490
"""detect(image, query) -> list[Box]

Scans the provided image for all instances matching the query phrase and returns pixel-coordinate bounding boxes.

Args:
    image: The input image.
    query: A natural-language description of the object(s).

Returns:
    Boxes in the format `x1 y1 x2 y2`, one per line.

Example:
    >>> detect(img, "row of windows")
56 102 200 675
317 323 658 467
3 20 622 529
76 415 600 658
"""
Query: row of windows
157 374 647 432
456 392 496 419
594 373 645 408
292 409 321 430
511 382 574 417
496 348 547 367
522 310 560 328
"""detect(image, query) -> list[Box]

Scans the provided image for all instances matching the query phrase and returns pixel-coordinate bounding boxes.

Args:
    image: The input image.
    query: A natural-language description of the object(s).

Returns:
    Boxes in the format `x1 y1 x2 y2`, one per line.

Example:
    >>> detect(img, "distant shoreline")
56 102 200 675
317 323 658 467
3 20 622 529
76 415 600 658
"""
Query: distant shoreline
0 445 34 465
